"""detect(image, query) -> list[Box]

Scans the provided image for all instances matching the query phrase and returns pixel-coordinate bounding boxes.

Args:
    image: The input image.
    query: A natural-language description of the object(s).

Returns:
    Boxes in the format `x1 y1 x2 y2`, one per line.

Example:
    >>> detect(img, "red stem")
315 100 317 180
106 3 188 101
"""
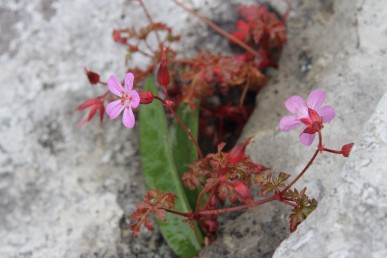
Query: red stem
195 188 208 212
323 148 342 154
137 0 162 46
153 97 204 160
171 0 260 57
197 195 277 216
282 130 323 194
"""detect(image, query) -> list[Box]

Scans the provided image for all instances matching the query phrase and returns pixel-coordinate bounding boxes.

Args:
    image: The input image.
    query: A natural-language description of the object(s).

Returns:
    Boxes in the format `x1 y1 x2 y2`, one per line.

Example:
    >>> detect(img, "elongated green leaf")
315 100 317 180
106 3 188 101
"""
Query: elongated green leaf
169 101 200 210
139 76 203 258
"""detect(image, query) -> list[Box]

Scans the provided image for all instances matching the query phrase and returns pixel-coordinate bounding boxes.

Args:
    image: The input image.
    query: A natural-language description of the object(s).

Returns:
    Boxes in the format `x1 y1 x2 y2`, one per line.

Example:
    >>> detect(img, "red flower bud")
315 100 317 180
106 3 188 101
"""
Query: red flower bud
226 137 252 164
138 91 154 104
234 182 253 204
341 143 354 157
112 30 127 44
157 47 170 87
83 67 100 85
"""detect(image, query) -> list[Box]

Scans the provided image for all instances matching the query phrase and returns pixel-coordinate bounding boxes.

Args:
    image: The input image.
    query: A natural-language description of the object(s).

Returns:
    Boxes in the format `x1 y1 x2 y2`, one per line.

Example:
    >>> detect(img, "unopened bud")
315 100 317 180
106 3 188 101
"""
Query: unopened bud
112 30 127 44
83 67 100 85
226 137 252 164
234 182 253 204
157 47 170 87
138 91 154 104
341 143 354 157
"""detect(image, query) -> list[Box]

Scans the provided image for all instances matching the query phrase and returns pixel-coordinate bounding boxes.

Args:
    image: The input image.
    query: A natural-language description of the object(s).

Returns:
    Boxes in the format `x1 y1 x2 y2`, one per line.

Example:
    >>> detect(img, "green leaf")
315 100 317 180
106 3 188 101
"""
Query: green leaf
169 101 201 210
139 76 203 258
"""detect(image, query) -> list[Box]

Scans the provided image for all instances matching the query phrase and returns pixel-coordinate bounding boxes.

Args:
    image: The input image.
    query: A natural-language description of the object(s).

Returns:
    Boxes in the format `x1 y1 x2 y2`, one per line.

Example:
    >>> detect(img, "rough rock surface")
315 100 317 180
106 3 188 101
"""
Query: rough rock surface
200 0 387 257
0 1 195 257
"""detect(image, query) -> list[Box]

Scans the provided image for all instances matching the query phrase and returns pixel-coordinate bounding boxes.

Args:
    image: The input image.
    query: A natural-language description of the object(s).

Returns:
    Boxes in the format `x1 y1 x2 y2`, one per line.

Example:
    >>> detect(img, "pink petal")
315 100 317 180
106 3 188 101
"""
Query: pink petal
317 105 335 123
307 89 326 109
130 90 140 108
279 115 302 131
107 75 124 96
122 107 135 128
285 96 308 118
299 132 316 146
124 73 134 92
106 100 124 119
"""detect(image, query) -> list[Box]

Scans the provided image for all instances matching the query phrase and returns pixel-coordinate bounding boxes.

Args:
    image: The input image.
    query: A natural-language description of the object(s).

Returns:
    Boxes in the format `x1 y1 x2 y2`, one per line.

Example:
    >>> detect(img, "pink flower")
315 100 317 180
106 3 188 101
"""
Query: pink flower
106 73 140 128
279 89 335 146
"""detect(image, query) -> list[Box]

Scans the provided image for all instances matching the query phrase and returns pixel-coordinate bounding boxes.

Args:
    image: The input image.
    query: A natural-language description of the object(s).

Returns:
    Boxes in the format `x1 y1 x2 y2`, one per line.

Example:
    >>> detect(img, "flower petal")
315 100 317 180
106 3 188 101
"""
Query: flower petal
122 107 135 128
317 105 335 123
299 132 316 146
130 90 140 108
279 115 302 131
285 96 308 118
307 89 326 109
125 73 134 92
107 75 124 96
285 96 305 113
106 100 124 119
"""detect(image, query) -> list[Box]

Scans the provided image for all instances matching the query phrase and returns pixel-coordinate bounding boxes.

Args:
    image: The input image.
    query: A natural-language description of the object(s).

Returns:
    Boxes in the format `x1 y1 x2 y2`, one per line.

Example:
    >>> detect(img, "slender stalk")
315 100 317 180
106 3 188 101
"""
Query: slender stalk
137 0 162 45
164 208 191 217
135 47 153 58
201 190 216 211
279 199 298 208
195 188 208 212
282 130 323 194
323 148 342 155
281 149 319 194
153 97 204 159
197 195 277 216
168 107 204 160
172 0 260 57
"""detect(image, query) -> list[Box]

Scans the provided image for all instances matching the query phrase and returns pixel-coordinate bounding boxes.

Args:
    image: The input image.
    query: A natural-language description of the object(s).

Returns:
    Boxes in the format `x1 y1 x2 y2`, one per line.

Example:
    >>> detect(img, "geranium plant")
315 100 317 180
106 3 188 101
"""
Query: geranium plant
76 1 353 257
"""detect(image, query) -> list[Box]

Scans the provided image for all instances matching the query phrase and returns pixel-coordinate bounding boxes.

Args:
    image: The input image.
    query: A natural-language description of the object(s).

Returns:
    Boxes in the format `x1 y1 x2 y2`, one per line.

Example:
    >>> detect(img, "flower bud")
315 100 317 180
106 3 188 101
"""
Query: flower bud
112 29 127 44
157 47 170 87
83 67 100 85
234 182 253 204
138 91 154 104
341 143 354 157
226 137 252 164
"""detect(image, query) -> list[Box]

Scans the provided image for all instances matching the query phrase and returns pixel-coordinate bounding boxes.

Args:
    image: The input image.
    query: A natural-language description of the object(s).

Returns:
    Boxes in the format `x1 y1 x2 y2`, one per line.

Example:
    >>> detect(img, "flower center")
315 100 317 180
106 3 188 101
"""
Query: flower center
120 92 132 108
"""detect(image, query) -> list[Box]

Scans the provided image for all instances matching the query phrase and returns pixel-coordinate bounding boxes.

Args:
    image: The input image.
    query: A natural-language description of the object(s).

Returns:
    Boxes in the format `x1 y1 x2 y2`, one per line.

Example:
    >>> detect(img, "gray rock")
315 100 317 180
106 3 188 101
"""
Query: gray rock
0 0 195 257
201 0 387 257
274 92 387 258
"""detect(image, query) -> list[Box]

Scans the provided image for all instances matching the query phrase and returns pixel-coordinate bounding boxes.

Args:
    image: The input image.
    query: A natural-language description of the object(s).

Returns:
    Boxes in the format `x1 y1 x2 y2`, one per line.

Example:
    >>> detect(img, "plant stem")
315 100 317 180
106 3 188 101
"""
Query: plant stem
197 195 277 216
281 149 319 194
282 130 323 194
172 0 260 57
153 97 204 159
168 107 204 160
164 208 191 217
195 188 208 212
323 148 342 154
137 0 162 46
